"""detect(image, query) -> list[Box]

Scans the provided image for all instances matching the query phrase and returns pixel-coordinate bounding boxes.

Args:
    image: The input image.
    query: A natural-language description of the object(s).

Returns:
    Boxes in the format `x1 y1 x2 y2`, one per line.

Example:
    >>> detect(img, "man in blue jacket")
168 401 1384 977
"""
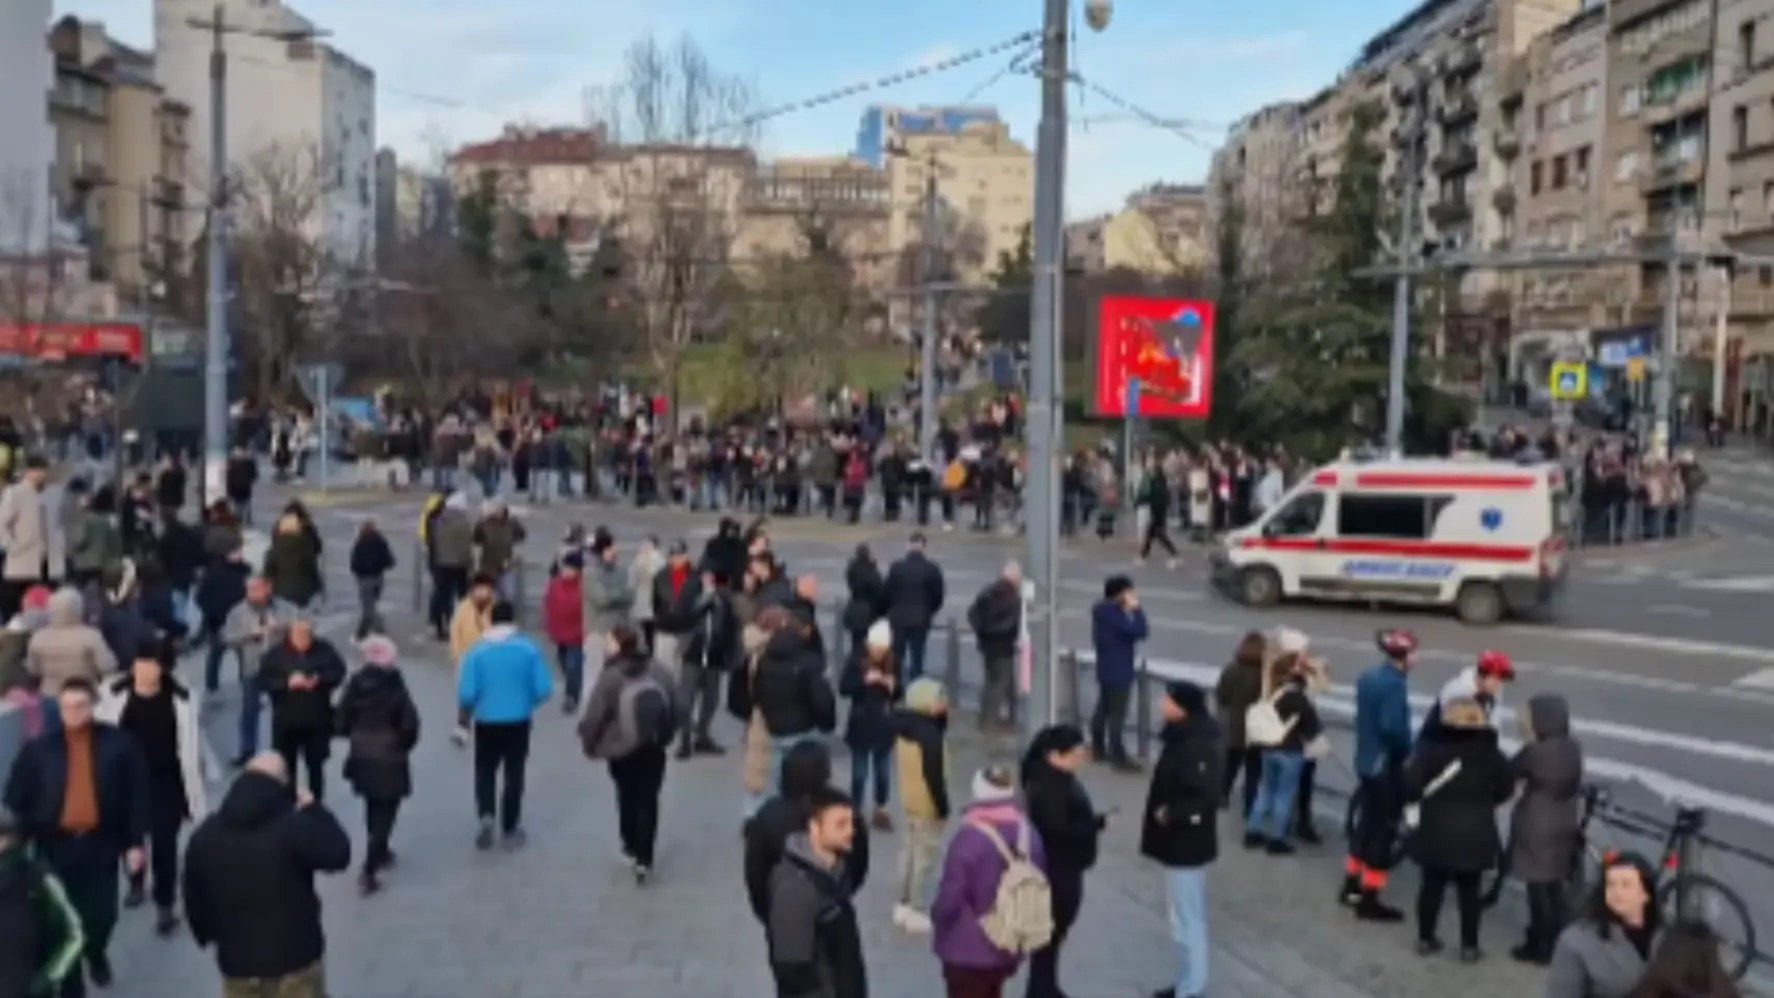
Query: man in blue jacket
1090 575 1149 772
1342 628 1418 923
457 601 554 850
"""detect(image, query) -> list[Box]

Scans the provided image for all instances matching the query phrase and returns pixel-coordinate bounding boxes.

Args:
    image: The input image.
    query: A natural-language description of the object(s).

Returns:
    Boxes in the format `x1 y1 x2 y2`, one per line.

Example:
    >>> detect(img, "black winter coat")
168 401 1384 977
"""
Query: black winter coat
882 552 945 633
1023 762 1103 879
348 531 395 580
1139 715 1223 869
1405 724 1515 874
841 555 886 635
336 667 420 800
156 518 206 591
967 579 1021 657
258 639 348 735
837 650 899 752
182 772 352 979
751 631 837 739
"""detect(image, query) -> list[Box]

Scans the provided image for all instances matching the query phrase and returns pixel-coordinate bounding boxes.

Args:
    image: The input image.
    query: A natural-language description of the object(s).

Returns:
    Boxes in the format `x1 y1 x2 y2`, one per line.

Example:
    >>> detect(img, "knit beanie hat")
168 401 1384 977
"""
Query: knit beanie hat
970 765 1016 804
865 619 892 650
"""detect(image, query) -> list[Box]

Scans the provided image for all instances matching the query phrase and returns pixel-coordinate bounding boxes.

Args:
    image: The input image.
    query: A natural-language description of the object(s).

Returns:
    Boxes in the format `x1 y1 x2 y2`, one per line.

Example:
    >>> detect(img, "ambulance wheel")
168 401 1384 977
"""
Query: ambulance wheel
1455 581 1504 625
1239 566 1282 608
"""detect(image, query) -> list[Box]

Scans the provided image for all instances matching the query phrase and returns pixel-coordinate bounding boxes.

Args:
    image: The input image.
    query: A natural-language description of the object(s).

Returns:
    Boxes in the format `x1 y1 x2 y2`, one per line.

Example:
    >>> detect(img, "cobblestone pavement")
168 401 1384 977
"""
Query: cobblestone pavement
93 603 1554 998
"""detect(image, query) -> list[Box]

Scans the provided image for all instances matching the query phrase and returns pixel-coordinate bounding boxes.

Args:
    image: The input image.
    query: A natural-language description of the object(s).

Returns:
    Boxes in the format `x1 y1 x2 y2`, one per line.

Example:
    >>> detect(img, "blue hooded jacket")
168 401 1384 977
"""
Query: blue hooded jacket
458 625 554 723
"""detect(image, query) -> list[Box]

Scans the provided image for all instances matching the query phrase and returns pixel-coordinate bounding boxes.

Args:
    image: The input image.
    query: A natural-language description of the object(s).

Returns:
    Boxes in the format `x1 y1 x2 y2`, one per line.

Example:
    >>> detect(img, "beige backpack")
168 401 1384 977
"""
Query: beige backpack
968 819 1054 954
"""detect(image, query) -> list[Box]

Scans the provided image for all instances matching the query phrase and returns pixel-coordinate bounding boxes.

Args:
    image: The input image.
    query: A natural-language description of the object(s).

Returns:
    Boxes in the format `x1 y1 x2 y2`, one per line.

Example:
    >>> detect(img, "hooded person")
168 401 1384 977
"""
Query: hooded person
930 766 1049 995
743 740 872 923
888 676 950 935
335 635 421 895
699 517 747 588
576 624 677 883
1507 694 1584 964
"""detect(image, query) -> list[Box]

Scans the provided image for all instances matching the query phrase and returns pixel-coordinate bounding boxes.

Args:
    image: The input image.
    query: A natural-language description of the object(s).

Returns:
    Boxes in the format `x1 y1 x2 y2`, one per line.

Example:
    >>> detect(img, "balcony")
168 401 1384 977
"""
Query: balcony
1640 158 1704 192
70 161 107 189
152 176 184 207
1729 286 1774 317
1493 130 1520 159
1498 59 1527 109
1493 186 1516 213
1432 140 1478 174
1428 195 1472 226
1444 39 1482 76
1438 90 1479 125
1611 0 1693 26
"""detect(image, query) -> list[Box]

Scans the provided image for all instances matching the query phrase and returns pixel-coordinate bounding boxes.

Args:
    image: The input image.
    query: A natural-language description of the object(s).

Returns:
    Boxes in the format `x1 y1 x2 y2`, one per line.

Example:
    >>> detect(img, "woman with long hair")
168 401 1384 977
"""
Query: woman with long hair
1628 921 1741 998
1214 630 1266 814
1019 724 1103 998
1546 853 1660 998
1244 646 1324 855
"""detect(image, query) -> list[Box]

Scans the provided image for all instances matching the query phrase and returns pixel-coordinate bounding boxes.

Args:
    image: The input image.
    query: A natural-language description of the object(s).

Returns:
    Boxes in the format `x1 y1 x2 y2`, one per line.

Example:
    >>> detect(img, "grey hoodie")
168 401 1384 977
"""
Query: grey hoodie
1506 694 1583 884
26 588 116 695
221 596 299 679
766 832 860 998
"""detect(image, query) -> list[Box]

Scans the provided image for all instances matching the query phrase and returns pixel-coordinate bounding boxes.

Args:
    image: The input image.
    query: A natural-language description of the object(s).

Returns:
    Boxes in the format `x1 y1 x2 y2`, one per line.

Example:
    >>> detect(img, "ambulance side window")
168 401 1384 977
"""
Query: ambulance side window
1264 490 1325 537
1337 493 1437 539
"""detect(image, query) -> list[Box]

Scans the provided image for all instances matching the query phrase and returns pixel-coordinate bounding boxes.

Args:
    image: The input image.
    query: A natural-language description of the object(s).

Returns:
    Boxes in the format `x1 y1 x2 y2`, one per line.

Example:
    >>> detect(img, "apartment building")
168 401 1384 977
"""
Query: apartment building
374 147 452 254
1 0 56 254
1208 101 1300 237
1066 184 1211 273
45 17 193 295
447 126 605 219
883 119 1034 280
734 156 892 288
854 104 1001 168
154 0 377 266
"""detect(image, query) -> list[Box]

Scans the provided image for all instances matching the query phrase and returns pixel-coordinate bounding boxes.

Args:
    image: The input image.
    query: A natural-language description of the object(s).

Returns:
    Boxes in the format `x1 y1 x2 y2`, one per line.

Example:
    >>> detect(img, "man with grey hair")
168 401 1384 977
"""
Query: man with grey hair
220 575 298 767
966 559 1023 735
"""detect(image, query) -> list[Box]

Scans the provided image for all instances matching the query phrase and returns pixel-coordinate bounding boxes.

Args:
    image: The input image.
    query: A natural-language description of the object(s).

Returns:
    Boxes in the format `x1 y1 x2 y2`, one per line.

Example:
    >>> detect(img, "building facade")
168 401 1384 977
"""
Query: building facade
882 119 1033 280
854 104 1002 168
153 0 376 266
1 0 57 253
1067 184 1211 273
735 156 892 288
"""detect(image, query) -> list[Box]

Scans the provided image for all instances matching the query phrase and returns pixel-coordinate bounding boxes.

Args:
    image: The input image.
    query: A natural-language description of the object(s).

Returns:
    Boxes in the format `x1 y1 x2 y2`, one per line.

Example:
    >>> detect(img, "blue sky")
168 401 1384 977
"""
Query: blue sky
57 0 1420 218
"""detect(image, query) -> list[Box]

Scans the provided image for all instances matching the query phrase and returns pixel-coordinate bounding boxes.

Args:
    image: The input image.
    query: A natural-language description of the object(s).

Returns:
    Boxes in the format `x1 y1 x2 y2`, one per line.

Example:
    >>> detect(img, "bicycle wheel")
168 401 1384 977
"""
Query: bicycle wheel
1344 782 1408 867
1344 790 1363 843
1658 871 1758 981
1480 849 1511 909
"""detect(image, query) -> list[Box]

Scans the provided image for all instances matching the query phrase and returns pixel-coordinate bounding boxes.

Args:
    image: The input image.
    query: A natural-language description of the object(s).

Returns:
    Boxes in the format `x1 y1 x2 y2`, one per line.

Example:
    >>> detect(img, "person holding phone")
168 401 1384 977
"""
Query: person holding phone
1019 724 1108 998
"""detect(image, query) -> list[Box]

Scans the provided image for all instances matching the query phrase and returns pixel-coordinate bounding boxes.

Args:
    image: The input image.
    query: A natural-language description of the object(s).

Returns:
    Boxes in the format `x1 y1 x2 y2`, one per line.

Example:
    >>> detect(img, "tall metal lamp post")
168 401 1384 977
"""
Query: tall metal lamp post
1024 0 1112 738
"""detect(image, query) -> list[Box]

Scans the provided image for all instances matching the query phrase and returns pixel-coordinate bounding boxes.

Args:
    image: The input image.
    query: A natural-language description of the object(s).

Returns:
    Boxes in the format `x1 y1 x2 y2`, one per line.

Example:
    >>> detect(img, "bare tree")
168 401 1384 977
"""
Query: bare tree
598 34 762 420
226 142 340 403
0 172 63 331
370 231 520 414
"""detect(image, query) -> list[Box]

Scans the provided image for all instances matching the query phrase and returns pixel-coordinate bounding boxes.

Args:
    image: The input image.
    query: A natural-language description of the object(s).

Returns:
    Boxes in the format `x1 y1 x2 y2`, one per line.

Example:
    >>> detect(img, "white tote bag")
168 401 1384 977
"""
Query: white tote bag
1401 760 1463 831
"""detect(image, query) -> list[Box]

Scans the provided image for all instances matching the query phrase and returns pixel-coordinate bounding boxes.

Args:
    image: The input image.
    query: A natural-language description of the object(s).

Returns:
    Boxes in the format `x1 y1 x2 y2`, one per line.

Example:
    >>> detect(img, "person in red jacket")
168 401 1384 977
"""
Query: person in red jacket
543 553 587 714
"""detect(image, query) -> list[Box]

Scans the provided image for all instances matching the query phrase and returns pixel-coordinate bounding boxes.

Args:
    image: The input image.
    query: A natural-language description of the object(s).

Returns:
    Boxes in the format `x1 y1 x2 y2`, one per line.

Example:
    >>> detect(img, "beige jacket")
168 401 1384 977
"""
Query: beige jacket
26 588 116 695
0 481 66 582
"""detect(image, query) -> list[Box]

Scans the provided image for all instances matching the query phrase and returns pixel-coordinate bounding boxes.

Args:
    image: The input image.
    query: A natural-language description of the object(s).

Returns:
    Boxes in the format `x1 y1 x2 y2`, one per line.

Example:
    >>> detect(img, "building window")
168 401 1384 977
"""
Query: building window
1616 149 1639 181
1644 57 1709 106
1530 160 1543 194
1730 188 1745 230
1552 155 1568 189
1620 85 1641 117
1743 20 1758 69
1736 105 1751 151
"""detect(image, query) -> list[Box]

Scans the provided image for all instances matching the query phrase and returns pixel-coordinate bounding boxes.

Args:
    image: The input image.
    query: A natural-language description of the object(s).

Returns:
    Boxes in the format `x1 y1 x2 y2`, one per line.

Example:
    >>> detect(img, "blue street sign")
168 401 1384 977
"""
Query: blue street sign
1549 361 1588 401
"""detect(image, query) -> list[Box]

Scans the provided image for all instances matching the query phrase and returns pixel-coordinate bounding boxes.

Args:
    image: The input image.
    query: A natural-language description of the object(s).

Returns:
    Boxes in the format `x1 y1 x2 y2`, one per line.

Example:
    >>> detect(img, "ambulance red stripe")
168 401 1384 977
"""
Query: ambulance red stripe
1241 537 1536 562
1350 472 1538 490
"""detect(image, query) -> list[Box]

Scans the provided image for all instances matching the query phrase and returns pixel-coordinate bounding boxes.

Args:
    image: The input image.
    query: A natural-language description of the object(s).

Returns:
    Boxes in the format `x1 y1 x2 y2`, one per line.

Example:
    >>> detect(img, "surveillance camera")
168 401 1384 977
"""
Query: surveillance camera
1083 0 1113 31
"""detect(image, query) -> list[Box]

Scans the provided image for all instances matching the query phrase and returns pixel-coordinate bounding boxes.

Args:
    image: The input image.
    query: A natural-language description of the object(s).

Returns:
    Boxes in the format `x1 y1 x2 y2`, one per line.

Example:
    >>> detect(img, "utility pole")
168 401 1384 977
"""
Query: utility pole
1654 237 1682 457
918 150 939 464
1385 68 1430 457
1025 0 1073 736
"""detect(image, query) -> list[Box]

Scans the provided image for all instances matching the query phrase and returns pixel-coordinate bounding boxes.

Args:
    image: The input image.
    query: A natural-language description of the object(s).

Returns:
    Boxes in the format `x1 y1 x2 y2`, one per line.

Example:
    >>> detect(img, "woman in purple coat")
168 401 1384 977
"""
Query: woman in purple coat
931 765 1049 998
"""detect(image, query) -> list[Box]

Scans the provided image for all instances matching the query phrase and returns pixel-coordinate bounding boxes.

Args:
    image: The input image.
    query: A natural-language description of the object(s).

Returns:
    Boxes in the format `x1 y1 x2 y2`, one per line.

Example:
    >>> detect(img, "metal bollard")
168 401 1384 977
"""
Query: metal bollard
942 620 962 695
1060 650 1082 727
1135 658 1154 761
514 561 528 622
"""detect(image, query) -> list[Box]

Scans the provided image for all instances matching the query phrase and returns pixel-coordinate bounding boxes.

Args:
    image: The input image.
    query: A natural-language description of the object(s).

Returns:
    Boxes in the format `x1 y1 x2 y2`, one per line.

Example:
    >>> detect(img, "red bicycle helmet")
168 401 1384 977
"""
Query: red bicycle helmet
1476 649 1516 681
1375 628 1419 659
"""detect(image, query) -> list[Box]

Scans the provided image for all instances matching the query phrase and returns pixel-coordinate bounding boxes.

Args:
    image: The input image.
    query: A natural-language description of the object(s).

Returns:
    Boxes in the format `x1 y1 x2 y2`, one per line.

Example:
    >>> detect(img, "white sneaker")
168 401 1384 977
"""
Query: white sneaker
898 907 933 935
1166 557 1181 570
891 903 913 928
450 726 469 747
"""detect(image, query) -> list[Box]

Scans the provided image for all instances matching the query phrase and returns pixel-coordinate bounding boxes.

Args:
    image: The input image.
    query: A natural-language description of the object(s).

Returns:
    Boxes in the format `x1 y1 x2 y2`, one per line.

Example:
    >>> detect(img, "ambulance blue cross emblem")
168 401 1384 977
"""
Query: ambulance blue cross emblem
1480 507 1503 532
1555 369 1581 397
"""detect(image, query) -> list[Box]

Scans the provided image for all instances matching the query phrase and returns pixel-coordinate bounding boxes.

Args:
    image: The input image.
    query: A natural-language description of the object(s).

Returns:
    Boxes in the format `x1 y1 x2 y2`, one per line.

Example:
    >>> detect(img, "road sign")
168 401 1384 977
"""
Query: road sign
1627 357 1646 382
294 363 344 405
1549 362 1588 400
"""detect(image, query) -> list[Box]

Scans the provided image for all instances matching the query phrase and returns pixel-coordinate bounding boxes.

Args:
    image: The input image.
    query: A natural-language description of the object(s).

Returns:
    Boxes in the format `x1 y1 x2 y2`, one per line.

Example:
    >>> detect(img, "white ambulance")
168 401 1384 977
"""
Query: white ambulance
1208 458 1569 624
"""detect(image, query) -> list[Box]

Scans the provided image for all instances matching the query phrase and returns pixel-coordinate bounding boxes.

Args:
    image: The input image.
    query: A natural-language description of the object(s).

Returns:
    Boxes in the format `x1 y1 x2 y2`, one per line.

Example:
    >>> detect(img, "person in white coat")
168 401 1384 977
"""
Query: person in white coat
95 646 216 935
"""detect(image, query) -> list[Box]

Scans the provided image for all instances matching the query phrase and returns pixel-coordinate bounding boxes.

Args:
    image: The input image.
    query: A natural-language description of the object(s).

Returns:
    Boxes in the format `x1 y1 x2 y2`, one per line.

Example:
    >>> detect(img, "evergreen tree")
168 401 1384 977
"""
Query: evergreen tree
972 223 1033 348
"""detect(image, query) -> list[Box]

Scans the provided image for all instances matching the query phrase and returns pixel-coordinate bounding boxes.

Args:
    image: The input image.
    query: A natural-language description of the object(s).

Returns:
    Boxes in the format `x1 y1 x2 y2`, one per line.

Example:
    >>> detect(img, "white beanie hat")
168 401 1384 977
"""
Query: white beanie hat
1273 626 1309 656
866 619 892 650
970 766 1016 804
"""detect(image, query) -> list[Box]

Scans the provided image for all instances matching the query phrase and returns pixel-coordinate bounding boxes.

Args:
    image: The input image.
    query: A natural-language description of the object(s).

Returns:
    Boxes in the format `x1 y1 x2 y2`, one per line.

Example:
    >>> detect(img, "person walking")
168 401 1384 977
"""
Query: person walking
1212 631 1266 815
457 600 554 850
257 617 348 801
577 624 676 883
1507 694 1584 965
966 562 1022 735
0 457 66 621
931 766 1050 998
542 552 588 714
751 607 838 802
2 677 149 997
182 753 352 998
583 530 635 674
764 786 867 998
426 493 475 641
1089 576 1148 771
25 588 116 731
841 544 886 652
95 649 212 936
673 567 736 758
883 533 945 681
838 621 899 830
447 575 497 745
1020 725 1104 998
1140 681 1222 998
1134 456 1180 569
195 544 250 701
889 677 950 935
744 740 874 924
260 511 323 611
472 501 525 601
219 575 295 766
335 635 420 895
1405 696 1514 962
347 519 395 641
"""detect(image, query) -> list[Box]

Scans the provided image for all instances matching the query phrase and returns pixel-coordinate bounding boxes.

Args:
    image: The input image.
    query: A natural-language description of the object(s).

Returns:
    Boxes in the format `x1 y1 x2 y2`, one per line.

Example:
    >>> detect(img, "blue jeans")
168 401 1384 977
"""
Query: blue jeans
203 642 239 694
557 644 585 703
893 629 930 681
238 674 265 758
1248 749 1306 841
849 744 892 808
1165 866 1210 997
745 732 822 818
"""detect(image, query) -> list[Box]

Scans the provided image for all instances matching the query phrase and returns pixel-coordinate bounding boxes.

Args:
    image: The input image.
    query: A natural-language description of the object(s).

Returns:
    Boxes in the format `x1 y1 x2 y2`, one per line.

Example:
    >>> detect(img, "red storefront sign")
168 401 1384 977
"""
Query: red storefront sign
1089 296 1216 419
0 322 145 362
